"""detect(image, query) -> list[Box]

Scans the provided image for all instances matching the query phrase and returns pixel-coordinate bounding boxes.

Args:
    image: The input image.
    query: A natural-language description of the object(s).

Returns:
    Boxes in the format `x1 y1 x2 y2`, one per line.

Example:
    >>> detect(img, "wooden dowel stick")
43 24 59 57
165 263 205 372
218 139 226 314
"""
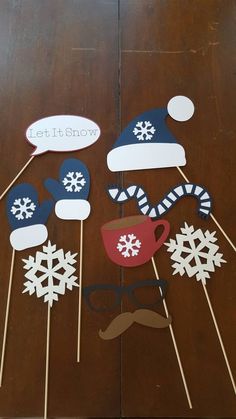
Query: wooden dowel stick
176 166 236 252
44 303 51 419
0 248 15 386
176 166 190 183
151 257 193 409
77 220 83 362
0 155 35 201
202 282 236 394
209 213 236 252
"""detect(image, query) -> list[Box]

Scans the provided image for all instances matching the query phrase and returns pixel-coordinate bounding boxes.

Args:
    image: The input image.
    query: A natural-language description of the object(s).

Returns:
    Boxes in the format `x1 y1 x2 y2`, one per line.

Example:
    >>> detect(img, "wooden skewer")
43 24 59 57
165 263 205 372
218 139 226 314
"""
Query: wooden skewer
151 257 193 409
0 156 35 201
176 166 236 252
77 220 83 362
0 248 15 386
202 282 236 394
176 166 190 183
209 214 236 252
44 303 51 419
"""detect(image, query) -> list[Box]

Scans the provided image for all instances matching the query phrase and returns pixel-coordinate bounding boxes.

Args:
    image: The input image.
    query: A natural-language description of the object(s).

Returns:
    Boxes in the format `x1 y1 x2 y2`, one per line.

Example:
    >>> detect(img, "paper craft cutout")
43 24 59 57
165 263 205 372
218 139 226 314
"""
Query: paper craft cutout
99 309 172 340
108 183 212 219
6 183 53 250
165 223 226 284
0 115 100 202
167 96 195 122
165 223 236 396
1 184 52 387
101 215 170 267
21 240 78 418
83 279 168 311
100 216 191 406
26 115 101 156
44 158 91 220
107 96 194 172
45 158 91 362
22 240 78 306
105 96 235 253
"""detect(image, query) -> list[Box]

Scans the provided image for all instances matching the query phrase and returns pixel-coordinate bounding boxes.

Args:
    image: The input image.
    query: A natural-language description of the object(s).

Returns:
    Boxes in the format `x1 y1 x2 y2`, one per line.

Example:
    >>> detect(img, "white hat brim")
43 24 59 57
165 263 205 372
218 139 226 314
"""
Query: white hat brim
107 143 186 172
10 224 48 251
55 199 91 221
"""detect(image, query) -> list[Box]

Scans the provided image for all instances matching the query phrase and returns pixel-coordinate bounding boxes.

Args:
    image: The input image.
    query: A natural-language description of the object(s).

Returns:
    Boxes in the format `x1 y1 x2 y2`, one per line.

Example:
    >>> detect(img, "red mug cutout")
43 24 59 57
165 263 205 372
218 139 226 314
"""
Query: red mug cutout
101 215 170 267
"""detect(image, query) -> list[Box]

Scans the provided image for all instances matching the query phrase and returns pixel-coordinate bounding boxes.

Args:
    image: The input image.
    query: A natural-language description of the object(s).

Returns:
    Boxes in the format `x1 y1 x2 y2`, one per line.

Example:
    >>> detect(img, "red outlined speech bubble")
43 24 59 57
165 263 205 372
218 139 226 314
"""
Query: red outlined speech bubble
26 115 101 156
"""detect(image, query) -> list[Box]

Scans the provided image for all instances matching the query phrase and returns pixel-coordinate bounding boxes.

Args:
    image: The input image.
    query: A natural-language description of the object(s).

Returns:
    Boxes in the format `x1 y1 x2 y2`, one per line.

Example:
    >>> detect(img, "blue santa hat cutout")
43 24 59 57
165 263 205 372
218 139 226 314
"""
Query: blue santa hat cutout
44 158 91 221
7 183 53 251
107 95 194 172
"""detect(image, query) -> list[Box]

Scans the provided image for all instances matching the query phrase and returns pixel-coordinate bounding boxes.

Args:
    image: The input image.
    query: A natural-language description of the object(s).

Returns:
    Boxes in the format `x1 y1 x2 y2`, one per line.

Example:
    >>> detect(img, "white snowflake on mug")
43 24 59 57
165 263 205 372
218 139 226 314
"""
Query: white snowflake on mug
165 223 226 284
22 241 79 306
133 121 156 141
10 197 36 220
117 234 142 258
62 171 86 192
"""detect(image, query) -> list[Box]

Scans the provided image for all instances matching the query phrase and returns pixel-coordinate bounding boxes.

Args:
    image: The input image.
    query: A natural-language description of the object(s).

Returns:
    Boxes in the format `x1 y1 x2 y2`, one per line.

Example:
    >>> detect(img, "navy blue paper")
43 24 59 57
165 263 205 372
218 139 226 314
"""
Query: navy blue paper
7 183 53 230
44 158 90 201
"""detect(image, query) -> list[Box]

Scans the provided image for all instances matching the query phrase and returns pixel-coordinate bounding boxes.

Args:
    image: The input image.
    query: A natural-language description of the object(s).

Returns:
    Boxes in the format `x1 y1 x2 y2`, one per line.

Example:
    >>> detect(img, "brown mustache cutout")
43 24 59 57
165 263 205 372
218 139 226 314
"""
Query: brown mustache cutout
99 309 172 340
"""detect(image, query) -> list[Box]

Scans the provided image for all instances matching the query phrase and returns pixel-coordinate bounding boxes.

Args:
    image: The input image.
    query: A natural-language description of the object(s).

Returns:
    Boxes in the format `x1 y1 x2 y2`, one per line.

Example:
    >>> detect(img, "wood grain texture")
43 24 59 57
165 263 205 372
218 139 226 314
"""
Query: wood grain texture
120 0 236 417
0 0 120 417
0 0 235 417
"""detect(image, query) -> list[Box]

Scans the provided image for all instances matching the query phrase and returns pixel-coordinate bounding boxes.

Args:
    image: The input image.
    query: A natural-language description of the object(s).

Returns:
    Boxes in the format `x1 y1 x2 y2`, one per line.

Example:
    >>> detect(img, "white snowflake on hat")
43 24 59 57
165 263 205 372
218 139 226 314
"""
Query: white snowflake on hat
133 121 156 141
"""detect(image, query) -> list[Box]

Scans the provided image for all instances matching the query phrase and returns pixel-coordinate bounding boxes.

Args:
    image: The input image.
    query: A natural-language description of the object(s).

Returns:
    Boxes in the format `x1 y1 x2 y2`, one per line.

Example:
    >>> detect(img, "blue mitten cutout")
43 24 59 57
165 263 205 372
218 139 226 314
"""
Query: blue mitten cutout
6 183 53 251
44 158 91 221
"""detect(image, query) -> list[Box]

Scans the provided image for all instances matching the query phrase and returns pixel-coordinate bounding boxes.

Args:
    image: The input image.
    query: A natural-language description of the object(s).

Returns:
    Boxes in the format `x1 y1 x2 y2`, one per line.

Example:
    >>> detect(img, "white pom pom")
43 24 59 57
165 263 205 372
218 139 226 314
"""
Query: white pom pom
167 96 194 122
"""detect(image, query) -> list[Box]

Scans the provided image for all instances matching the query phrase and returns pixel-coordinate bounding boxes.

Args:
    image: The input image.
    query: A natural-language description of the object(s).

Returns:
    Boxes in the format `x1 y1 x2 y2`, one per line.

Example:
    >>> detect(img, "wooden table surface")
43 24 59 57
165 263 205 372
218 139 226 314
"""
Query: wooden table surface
0 0 235 417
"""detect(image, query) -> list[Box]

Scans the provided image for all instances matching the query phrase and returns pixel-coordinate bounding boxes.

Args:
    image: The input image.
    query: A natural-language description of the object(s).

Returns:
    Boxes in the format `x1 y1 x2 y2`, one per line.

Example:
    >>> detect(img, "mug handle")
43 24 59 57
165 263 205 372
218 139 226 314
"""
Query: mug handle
152 219 170 252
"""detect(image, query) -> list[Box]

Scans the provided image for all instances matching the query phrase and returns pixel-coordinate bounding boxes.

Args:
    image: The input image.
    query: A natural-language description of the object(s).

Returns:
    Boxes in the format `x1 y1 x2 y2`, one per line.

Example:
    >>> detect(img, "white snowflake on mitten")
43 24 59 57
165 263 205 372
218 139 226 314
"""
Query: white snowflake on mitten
22 241 78 306
11 197 36 220
165 222 226 284
133 121 156 141
62 171 86 192
117 234 142 258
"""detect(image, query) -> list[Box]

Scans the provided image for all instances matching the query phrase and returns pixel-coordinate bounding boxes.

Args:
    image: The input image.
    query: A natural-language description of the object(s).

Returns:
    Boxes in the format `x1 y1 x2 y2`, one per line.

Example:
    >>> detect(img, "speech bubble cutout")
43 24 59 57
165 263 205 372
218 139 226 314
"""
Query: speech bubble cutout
26 115 101 156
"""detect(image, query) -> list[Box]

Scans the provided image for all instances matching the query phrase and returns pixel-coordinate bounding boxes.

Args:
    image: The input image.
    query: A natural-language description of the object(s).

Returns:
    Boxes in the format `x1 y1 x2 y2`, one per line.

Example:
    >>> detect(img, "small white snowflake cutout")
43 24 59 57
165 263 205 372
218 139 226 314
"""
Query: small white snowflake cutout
11 197 36 220
117 234 142 258
133 121 156 141
165 222 226 285
22 241 79 306
62 171 86 192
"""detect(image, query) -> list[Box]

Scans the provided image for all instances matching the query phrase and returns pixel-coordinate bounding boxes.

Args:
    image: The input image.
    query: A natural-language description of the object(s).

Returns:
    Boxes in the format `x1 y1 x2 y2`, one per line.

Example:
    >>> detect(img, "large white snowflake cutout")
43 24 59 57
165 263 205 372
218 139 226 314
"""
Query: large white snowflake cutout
11 197 36 220
62 171 86 192
165 223 226 285
117 234 142 258
22 241 78 306
133 121 156 141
